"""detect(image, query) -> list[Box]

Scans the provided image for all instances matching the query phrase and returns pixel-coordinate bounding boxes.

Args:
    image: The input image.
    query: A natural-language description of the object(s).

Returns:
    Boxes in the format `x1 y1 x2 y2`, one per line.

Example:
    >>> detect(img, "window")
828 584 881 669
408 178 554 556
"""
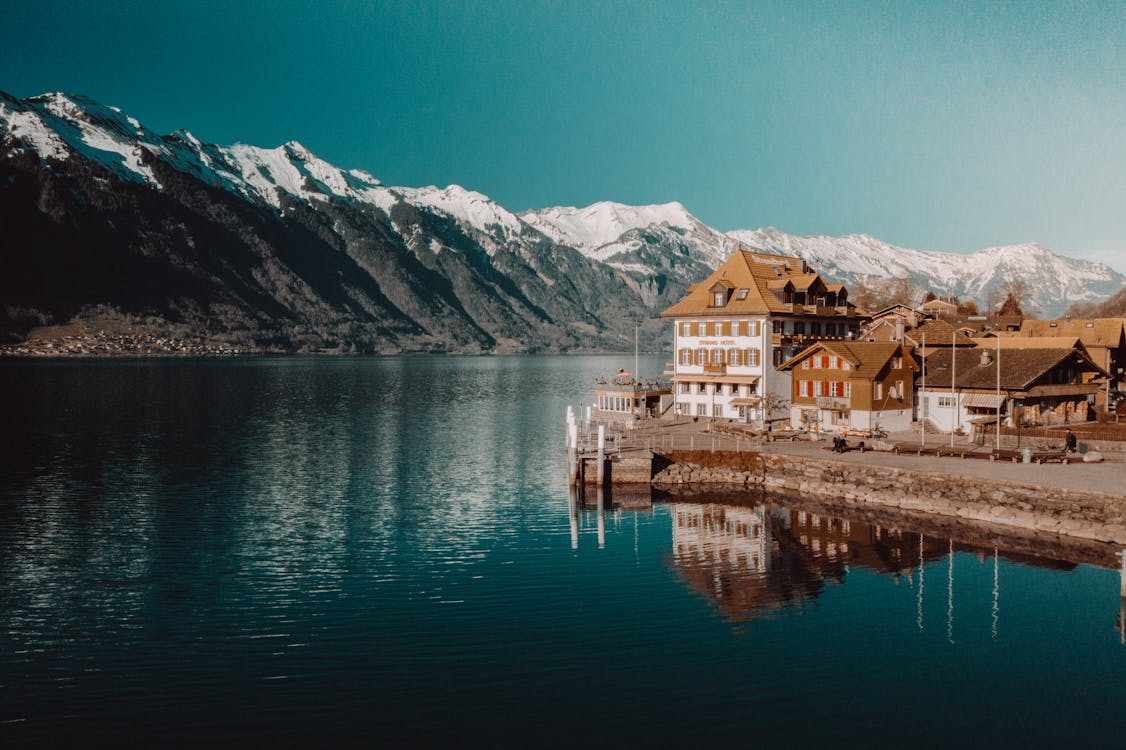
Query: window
773 320 784 334
748 348 760 366
736 288 750 300
730 349 741 366
874 382 884 400
811 322 821 336
896 379 905 399
713 292 726 307
696 403 707 416
938 396 954 407
799 380 812 397
713 405 723 418
680 322 691 337
680 348 691 365
892 356 903 369
774 349 785 366
750 321 760 337
681 382 690 394
794 322 805 335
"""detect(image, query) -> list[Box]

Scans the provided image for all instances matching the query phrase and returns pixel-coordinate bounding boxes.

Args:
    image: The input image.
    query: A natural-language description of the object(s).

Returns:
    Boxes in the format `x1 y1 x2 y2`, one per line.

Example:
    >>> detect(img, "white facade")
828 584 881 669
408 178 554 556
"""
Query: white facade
917 389 1008 433
787 404 913 434
672 317 774 421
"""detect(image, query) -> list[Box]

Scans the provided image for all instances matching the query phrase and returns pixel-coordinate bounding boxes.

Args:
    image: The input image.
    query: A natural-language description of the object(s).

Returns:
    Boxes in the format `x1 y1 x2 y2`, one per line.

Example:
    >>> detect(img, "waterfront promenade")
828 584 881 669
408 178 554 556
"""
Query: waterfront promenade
584 417 1126 498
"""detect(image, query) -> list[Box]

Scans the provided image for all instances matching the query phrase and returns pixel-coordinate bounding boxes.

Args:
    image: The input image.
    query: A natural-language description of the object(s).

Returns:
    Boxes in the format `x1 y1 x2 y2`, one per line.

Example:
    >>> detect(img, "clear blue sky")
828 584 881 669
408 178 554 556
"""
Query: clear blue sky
2 0 1124 264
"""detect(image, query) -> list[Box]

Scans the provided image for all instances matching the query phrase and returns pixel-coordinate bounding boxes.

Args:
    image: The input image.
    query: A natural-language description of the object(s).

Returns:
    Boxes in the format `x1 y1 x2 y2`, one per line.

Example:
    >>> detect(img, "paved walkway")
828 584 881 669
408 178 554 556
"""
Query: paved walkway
589 418 1126 498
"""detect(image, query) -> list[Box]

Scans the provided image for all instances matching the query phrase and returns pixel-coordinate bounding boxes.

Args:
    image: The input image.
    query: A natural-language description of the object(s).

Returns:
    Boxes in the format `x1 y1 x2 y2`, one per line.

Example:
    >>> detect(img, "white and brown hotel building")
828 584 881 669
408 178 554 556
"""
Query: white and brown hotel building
660 250 867 423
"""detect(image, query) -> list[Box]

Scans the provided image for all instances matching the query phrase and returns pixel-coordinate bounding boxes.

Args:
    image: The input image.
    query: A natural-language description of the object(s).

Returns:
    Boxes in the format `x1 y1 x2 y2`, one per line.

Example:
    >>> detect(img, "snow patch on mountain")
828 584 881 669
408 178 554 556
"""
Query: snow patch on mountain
397 184 525 236
0 100 70 160
521 201 695 251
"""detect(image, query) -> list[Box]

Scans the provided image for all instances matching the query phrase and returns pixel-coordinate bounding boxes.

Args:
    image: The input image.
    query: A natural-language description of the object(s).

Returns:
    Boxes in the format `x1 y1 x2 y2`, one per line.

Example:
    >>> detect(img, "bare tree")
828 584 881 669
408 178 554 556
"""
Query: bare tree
998 278 1033 315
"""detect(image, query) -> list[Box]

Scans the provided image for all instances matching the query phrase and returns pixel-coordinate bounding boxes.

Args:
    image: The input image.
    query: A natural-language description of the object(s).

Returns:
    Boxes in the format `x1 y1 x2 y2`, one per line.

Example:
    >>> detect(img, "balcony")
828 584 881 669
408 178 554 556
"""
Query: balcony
771 333 852 347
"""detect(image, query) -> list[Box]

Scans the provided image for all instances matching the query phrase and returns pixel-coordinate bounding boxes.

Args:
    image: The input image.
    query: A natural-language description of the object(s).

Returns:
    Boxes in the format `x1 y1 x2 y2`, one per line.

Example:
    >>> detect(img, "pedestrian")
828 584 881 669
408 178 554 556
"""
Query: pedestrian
1065 429 1077 453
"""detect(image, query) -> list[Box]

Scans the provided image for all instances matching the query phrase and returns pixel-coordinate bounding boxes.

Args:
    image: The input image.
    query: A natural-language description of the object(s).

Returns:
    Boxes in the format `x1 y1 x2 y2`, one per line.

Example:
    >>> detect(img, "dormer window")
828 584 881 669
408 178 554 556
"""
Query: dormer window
708 281 734 307
736 288 750 300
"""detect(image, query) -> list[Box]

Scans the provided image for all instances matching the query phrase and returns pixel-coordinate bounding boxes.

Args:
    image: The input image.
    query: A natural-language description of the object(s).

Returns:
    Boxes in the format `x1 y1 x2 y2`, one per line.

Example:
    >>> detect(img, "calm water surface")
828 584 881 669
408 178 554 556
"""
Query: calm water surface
1 356 1124 747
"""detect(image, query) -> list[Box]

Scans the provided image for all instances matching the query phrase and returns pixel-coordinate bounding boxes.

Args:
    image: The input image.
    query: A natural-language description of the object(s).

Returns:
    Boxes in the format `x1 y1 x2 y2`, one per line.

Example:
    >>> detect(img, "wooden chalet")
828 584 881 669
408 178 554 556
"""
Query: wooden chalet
918 344 1109 433
777 340 918 434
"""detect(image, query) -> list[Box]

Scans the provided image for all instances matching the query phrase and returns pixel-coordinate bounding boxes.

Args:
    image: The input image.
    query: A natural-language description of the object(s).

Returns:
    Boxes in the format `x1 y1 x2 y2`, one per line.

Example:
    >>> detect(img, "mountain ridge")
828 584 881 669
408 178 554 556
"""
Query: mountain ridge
1 90 1121 354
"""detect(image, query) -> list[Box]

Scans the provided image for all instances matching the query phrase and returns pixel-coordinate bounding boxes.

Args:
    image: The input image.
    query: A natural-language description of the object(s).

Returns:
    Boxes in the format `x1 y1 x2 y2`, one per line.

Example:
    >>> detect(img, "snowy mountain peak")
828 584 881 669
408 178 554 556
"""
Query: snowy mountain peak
726 227 1124 316
521 200 697 252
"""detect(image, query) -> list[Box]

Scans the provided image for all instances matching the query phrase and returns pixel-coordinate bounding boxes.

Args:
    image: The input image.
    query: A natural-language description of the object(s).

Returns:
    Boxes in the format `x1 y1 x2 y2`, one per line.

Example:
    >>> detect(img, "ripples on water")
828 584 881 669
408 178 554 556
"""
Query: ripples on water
1 356 1125 747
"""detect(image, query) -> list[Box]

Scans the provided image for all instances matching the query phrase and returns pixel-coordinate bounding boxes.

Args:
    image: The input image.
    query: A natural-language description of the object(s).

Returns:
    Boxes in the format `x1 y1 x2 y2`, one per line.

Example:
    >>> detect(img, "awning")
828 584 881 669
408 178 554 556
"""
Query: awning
960 392 1007 408
729 397 761 406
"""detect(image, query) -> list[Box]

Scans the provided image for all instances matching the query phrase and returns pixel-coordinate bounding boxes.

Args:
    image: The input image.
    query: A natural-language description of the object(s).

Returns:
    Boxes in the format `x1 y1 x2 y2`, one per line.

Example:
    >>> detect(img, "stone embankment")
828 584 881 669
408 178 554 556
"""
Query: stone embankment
652 450 1126 545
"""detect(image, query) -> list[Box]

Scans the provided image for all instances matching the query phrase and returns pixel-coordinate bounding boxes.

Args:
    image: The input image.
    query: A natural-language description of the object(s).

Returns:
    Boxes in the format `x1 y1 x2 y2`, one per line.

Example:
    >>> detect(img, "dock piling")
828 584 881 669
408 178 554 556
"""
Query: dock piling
596 425 606 485
1120 550 1126 599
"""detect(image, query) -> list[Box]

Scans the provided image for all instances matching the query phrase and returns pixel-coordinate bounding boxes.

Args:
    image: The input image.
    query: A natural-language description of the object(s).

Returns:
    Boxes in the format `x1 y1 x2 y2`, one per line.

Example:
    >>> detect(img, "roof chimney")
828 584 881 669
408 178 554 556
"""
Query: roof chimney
980 349 992 367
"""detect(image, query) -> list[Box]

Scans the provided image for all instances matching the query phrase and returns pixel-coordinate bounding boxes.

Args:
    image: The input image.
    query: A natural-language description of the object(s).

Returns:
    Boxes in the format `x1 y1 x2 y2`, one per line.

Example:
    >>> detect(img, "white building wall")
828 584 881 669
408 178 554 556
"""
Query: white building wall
918 389 970 433
672 316 795 421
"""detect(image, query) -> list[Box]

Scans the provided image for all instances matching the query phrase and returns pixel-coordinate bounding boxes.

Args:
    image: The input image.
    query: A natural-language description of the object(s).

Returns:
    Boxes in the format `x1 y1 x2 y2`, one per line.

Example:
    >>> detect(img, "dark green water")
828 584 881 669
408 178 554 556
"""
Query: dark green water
1 356 1124 747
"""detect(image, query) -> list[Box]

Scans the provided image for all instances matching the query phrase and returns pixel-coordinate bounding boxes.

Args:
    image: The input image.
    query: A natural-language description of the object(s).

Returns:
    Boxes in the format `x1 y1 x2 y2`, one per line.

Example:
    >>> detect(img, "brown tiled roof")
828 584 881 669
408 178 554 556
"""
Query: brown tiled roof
660 250 860 319
777 341 915 379
1017 318 1126 347
967 336 1083 350
922 346 1105 390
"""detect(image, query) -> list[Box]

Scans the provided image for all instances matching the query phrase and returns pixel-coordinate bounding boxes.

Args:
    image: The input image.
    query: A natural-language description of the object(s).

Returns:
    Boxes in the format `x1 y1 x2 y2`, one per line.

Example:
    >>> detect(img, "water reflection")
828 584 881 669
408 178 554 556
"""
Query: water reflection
577 487 1123 636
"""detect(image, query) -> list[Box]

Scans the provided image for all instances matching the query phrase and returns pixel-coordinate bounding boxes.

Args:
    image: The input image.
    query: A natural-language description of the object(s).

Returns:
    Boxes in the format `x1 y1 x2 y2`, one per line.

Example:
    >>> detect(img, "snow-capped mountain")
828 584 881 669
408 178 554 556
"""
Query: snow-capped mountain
726 228 1124 316
1 90 682 353
1 90 1121 354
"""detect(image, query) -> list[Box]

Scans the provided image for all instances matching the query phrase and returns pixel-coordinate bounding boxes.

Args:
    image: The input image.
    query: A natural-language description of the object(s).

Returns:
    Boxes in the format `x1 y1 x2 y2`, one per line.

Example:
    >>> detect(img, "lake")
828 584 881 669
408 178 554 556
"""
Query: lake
2 355 1124 747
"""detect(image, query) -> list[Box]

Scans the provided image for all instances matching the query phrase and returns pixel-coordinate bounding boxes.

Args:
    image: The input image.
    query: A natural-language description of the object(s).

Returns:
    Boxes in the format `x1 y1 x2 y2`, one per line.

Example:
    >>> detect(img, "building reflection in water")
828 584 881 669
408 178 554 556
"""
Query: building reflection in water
662 500 1106 630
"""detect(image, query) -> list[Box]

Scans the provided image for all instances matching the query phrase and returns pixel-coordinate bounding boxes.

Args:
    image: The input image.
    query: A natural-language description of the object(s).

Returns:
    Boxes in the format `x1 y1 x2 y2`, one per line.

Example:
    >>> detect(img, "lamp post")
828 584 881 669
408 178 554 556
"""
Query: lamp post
950 331 957 449
995 333 1002 449
920 333 926 448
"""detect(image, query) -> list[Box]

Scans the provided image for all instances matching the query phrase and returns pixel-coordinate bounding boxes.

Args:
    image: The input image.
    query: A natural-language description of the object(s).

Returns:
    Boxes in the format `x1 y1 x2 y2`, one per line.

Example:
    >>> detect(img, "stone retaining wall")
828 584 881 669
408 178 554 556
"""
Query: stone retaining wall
652 451 1126 545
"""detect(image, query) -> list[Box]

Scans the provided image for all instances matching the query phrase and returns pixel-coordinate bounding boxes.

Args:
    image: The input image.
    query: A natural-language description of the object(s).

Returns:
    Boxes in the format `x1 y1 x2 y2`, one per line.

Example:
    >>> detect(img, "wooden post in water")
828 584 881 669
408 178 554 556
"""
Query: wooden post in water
568 422 578 486
596 425 606 485
568 482 579 550
596 487 606 549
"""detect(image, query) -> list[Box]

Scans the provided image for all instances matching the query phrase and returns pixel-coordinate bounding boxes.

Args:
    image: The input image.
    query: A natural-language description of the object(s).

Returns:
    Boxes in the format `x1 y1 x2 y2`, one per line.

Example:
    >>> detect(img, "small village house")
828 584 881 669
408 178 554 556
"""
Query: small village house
917 341 1109 434
777 341 918 434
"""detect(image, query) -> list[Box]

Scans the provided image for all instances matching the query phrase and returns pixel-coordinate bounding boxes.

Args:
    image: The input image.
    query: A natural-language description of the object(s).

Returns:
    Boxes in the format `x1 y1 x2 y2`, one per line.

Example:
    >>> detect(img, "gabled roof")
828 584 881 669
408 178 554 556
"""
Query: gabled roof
919 299 958 311
922 346 1107 391
870 303 918 320
777 341 917 379
907 318 976 346
967 335 1084 350
1017 318 1126 348
660 250 860 318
